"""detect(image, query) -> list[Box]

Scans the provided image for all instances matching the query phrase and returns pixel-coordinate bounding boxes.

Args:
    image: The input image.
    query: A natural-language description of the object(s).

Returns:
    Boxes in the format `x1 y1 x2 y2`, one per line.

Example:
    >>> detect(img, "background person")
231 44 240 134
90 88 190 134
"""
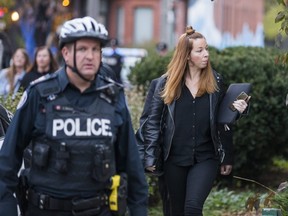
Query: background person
0 32 14 70
156 42 168 56
0 48 30 99
145 26 249 216
34 0 54 47
0 16 148 216
20 46 58 90
103 38 124 84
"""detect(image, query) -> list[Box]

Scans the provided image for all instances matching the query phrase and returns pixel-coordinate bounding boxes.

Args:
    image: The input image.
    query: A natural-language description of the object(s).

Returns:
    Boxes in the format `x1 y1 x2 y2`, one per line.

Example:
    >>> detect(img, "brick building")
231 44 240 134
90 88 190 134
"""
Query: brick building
90 0 264 49
12 0 263 50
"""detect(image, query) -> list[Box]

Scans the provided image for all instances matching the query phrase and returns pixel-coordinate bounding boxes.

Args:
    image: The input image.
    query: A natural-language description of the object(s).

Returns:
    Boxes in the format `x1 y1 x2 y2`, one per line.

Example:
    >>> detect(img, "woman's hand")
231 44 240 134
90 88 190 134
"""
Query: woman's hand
220 164 232 175
146 165 156 172
232 96 251 114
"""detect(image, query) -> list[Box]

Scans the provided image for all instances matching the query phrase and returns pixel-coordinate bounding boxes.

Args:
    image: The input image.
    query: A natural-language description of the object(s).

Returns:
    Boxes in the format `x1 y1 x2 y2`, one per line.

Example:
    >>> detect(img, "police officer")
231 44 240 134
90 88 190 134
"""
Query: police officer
102 38 124 84
0 16 148 216
156 42 168 56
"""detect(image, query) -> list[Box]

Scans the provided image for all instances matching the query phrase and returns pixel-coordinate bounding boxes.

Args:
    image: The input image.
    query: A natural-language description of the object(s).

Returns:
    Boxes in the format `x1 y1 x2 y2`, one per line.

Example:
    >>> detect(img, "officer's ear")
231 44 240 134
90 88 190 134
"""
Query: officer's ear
61 46 70 63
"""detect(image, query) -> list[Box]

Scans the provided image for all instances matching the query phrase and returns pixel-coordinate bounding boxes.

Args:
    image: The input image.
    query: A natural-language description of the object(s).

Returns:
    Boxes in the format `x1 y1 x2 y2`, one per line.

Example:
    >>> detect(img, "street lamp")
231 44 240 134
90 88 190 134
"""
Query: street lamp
62 0 70 7
11 11 19 22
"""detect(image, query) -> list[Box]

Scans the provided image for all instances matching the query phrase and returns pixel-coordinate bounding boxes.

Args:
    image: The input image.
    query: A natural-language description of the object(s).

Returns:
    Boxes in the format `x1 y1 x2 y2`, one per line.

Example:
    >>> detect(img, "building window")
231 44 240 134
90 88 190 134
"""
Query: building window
116 7 125 45
134 7 153 44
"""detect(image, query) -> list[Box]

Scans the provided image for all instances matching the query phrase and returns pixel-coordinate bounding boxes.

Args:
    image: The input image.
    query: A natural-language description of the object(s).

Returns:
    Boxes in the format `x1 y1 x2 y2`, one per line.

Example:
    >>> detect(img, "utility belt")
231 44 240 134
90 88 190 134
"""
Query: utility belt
18 160 127 216
24 173 127 216
27 189 108 216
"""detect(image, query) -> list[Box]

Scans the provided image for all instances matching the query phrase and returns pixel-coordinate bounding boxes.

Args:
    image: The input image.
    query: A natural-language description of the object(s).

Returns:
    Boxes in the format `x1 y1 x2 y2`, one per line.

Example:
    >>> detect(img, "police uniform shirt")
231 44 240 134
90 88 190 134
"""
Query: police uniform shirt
0 67 148 216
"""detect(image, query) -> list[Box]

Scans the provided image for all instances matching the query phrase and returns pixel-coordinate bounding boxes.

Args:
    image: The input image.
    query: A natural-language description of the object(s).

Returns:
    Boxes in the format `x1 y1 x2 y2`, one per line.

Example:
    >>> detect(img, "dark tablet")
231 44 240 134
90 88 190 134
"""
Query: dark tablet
217 83 252 124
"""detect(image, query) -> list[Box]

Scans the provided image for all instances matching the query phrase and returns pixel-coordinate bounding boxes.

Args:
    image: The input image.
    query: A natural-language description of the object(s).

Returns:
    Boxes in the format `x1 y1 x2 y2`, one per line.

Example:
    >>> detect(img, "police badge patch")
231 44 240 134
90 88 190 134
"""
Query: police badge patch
0 137 3 150
17 91 28 110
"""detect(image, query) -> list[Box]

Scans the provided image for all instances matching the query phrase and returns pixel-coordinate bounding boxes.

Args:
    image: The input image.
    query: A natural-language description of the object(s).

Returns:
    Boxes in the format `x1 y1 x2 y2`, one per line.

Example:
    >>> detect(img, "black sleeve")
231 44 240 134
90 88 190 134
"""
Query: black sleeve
0 89 40 215
217 73 234 165
135 78 160 164
114 90 148 216
144 77 166 167
139 78 159 125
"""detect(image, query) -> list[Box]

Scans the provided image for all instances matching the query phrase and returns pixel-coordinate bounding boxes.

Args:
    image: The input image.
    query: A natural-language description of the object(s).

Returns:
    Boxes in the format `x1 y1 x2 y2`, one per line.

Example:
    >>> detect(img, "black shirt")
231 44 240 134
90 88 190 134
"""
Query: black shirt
169 85 215 166
20 70 54 90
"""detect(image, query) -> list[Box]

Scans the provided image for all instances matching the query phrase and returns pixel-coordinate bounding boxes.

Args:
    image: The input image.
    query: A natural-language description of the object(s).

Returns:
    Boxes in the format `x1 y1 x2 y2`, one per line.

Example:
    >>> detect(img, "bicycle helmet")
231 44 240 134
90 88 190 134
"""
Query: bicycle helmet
59 16 109 48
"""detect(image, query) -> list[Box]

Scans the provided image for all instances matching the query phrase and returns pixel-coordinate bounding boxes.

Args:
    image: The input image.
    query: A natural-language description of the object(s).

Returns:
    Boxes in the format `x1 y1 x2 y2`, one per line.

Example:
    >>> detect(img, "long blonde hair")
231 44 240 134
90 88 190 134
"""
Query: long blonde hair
162 26 218 104
6 48 30 93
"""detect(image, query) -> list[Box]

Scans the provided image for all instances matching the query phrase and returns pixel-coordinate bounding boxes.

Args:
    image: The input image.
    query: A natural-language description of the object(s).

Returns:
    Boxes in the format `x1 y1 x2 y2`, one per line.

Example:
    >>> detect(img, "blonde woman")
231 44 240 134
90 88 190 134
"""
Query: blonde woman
0 48 30 98
144 26 249 216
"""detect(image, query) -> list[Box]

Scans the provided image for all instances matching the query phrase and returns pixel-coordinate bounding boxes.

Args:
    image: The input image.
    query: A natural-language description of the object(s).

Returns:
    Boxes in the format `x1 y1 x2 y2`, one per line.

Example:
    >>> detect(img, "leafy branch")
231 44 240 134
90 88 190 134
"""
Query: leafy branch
234 176 277 194
234 175 288 215
275 0 288 64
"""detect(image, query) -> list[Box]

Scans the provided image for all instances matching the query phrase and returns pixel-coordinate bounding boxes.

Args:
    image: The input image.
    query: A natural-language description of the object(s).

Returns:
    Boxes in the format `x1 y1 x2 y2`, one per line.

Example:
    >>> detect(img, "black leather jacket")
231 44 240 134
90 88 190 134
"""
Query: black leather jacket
144 71 234 168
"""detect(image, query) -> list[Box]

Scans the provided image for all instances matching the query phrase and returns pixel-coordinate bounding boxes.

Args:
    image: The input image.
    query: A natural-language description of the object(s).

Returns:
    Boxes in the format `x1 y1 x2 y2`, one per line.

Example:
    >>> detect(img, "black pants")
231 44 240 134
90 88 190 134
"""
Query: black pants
163 159 219 216
25 203 112 216
158 175 170 216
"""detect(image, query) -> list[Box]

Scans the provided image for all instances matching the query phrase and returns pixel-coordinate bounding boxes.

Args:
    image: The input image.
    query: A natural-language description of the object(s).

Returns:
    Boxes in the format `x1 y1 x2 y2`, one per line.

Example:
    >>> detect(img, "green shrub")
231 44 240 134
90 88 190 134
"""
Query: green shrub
129 51 172 93
273 189 288 216
203 188 252 216
211 46 288 179
0 92 23 113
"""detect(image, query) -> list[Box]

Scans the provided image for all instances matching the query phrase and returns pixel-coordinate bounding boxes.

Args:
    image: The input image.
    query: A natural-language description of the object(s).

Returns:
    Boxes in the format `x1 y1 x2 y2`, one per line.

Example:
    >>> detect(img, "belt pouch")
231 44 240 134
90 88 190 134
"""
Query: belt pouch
72 196 101 211
55 142 70 173
93 144 113 182
33 143 50 168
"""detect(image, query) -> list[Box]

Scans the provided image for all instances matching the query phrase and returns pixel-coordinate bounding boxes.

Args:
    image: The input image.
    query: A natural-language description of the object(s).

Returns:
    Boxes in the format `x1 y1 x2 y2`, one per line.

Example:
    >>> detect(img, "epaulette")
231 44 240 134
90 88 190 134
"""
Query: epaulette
98 73 124 89
30 73 58 87
96 74 123 104
33 73 61 98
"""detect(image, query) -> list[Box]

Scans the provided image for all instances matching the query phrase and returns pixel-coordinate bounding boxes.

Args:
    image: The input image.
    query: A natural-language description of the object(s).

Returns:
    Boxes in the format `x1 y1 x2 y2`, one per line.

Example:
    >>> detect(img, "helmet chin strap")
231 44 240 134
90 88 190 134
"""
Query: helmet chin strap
65 42 95 83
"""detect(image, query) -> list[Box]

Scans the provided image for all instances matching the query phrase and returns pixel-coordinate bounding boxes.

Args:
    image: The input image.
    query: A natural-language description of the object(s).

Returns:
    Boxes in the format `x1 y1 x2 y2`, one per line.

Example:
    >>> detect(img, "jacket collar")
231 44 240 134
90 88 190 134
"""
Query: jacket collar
57 66 107 93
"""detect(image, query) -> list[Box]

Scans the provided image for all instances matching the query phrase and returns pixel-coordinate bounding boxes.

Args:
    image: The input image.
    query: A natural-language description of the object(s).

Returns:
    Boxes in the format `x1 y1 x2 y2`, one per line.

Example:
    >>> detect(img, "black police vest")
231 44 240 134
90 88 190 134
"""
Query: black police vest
29 76 119 195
